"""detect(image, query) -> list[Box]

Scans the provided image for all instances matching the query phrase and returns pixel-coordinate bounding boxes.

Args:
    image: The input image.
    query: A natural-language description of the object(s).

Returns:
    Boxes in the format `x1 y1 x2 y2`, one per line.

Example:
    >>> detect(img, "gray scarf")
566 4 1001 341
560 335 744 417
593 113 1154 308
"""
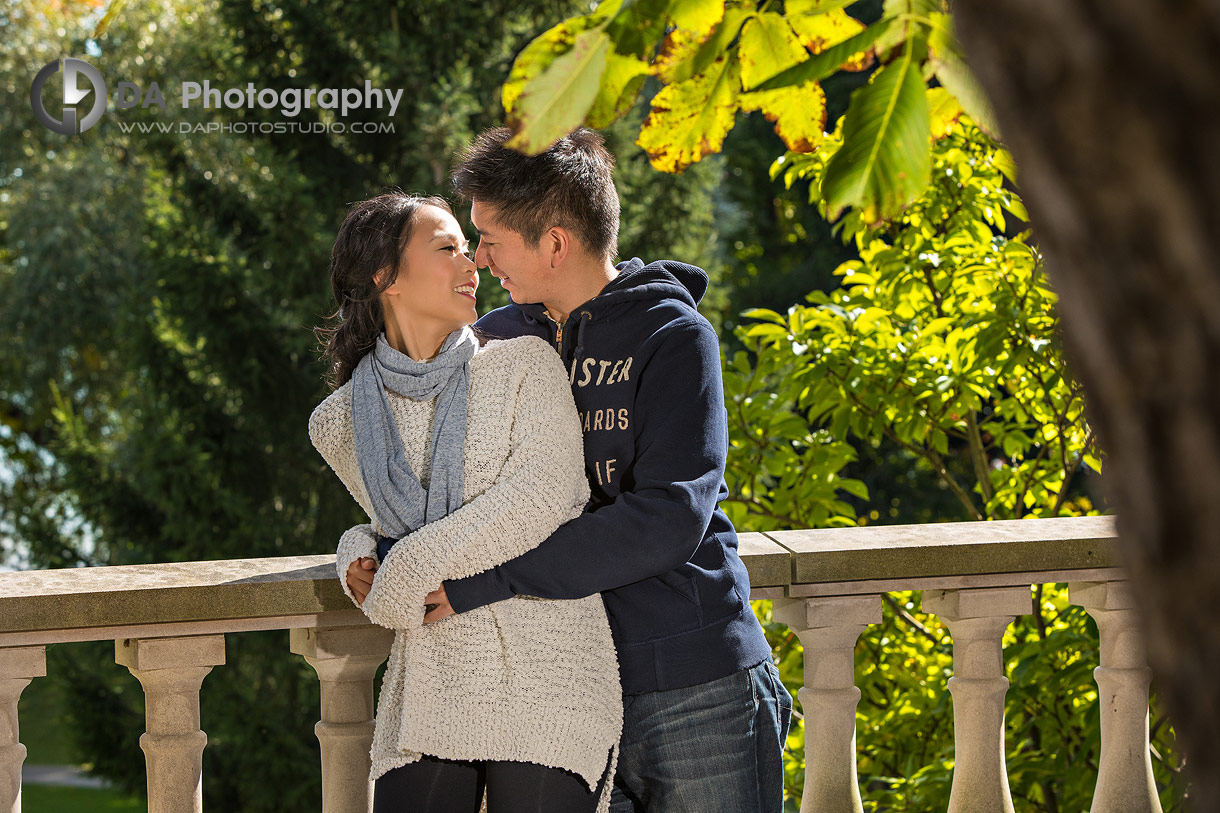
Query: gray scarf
351 326 478 539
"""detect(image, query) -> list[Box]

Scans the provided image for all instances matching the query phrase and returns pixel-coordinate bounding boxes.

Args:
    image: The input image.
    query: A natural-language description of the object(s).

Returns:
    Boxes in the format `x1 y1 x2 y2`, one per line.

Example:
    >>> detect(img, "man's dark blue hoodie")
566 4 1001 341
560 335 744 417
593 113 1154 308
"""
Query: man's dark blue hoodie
444 258 773 696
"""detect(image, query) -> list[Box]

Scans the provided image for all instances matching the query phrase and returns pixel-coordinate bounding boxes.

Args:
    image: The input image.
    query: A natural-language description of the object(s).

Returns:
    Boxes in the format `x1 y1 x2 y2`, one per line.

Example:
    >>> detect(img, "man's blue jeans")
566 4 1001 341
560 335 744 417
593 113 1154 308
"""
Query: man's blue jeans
609 660 793 812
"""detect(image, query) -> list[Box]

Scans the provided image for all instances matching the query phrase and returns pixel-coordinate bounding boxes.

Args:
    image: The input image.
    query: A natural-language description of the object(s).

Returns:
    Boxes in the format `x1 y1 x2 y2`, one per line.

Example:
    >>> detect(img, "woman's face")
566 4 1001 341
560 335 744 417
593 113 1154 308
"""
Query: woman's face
383 205 479 334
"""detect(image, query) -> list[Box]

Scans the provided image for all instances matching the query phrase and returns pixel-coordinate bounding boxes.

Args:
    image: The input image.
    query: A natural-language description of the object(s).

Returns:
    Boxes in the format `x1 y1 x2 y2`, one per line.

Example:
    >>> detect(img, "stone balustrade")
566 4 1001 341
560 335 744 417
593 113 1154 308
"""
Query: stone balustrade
0 515 1161 813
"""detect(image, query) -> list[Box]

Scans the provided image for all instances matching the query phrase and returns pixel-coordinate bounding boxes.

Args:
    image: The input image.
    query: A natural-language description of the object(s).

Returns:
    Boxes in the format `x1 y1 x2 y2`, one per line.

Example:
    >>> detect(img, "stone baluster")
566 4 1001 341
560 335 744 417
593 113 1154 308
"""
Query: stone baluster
774 594 881 813
1069 581 1163 813
923 586 1028 813
116 635 225 813
0 647 46 813
291 625 394 813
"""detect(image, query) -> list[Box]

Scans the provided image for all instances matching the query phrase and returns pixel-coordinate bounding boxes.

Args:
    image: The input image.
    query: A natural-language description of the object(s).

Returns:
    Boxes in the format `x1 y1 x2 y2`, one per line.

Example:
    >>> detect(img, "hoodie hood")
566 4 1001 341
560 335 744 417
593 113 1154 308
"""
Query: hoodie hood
515 258 708 325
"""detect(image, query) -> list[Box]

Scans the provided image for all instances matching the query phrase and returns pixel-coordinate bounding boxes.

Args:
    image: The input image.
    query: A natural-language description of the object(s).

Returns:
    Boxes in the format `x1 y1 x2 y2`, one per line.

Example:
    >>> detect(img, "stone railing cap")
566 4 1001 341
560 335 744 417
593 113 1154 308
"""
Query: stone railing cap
0 516 1122 640
766 515 1119 584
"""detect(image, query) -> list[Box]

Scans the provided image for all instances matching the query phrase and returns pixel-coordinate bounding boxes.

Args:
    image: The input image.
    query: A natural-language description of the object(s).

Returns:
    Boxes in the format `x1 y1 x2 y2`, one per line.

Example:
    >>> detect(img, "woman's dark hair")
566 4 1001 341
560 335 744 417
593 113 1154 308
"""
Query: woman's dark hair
452 126 620 261
314 192 452 389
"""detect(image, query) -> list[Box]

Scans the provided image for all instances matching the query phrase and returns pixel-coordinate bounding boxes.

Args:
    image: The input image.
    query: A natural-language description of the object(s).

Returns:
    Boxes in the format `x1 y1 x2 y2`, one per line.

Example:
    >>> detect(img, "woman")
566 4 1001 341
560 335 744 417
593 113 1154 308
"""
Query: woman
308 192 621 813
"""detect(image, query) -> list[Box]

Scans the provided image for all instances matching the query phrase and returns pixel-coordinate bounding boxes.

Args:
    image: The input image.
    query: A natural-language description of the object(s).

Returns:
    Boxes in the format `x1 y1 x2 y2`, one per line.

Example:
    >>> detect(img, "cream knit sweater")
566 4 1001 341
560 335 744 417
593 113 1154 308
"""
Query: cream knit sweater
308 335 622 802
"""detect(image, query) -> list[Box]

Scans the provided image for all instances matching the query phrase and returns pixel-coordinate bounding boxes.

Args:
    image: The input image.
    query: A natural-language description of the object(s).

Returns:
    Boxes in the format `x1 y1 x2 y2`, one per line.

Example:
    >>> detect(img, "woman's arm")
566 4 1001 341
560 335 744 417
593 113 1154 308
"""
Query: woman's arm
360 339 589 630
308 386 383 608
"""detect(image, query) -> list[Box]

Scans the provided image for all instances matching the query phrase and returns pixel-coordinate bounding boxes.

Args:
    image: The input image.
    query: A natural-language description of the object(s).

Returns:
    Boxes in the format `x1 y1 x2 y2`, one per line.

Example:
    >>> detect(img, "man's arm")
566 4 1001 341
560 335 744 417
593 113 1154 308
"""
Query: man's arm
360 337 588 629
444 318 728 613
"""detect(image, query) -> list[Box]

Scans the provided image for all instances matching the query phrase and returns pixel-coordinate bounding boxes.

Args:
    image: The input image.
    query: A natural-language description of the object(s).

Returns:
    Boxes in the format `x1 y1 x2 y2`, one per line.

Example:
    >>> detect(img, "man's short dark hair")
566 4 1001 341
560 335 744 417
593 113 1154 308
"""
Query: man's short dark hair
453 127 620 261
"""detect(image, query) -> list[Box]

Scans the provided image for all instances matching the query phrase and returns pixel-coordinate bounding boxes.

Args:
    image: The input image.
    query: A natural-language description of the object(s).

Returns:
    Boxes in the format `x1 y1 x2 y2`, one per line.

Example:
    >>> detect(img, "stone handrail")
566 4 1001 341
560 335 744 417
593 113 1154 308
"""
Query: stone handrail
0 515 1160 813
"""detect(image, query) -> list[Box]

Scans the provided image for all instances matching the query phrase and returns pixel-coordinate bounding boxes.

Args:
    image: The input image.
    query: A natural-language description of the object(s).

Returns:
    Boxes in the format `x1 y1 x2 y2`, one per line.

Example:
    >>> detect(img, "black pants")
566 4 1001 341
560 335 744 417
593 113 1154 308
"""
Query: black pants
373 754 600 813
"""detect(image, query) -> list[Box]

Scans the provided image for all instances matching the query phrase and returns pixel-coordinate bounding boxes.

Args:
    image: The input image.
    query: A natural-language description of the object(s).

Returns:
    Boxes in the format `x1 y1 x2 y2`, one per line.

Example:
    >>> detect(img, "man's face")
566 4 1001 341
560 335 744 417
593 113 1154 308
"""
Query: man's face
470 200 550 305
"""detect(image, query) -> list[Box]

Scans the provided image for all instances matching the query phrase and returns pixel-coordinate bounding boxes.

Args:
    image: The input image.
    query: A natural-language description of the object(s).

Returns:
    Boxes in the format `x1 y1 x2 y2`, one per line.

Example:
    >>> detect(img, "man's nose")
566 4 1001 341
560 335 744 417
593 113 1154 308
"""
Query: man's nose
473 242 491 271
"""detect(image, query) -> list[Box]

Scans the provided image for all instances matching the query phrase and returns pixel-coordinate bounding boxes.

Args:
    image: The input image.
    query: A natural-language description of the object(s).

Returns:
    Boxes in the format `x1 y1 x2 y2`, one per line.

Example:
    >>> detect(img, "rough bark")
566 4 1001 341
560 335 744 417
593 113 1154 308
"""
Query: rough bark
951 0 1220 805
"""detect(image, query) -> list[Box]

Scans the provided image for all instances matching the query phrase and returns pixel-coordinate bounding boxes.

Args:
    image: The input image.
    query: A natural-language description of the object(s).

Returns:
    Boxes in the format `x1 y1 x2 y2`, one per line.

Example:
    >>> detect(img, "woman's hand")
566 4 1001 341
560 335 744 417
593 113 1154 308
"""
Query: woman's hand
346 557 378 605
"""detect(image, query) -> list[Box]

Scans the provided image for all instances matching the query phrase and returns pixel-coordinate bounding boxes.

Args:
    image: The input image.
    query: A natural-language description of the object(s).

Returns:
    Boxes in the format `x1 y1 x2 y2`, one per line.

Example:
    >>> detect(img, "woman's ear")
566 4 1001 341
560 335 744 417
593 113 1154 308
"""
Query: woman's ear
373 265 396 293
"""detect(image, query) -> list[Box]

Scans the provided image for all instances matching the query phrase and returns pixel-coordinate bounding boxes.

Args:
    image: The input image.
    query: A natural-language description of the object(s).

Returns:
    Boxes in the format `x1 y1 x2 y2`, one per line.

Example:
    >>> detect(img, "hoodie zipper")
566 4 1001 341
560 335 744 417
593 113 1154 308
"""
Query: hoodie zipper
545 313 565 351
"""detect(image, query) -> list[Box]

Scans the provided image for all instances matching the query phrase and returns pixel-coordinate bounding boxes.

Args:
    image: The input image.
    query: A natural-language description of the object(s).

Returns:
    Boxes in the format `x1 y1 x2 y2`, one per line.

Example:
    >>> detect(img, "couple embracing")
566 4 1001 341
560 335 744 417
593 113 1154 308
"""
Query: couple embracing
308 127 791 813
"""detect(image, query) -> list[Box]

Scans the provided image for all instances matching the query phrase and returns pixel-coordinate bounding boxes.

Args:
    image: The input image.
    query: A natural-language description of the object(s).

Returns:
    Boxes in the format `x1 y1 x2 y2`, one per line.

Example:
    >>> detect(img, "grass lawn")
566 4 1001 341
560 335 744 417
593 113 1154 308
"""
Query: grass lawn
20 785 144 812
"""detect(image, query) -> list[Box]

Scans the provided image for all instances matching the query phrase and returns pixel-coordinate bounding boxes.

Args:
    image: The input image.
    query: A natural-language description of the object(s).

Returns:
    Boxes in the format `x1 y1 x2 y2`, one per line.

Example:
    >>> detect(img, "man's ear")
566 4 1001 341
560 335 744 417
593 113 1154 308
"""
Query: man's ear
545 226 571 268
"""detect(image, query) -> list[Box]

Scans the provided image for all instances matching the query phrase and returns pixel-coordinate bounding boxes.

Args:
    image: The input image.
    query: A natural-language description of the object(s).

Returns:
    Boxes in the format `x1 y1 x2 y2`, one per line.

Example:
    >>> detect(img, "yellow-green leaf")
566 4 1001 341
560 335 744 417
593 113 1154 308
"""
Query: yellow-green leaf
787 8 872 71
506 30 611 155
670 0 726 36
927 12 1000 138
502 18 597 115
994 148 1018 183
820 39 931 222
749 19 888 91
660 7 750 85
927 86 963 139
738 12 808 91
740 81 827 153
787 0 865 14
586 51 651 129
637 55 742 173
654 0 726 82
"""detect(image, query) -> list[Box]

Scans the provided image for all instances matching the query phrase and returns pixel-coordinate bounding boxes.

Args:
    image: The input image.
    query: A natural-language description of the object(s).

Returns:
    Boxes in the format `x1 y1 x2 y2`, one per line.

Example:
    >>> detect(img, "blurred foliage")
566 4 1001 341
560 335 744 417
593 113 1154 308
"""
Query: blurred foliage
732 117 1186 810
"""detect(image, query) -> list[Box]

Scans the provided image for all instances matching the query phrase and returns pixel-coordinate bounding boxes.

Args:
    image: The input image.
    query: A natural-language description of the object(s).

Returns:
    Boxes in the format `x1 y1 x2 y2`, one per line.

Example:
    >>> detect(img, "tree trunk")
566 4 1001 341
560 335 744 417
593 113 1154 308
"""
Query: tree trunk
951 0 1220 806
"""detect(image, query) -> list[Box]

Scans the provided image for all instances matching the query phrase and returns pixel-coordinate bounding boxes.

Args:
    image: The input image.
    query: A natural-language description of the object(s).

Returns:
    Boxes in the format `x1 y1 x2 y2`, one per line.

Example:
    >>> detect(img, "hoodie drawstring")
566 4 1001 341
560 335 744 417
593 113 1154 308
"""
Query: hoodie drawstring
572 310 592 372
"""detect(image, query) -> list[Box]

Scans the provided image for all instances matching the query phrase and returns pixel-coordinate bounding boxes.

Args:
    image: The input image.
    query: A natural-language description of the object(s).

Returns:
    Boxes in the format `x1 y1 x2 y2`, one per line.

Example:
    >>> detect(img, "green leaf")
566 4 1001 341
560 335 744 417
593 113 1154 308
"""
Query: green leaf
636 54 742 172
502 18 597 114
604 0 675 57
749 19 889 91
586 51 651 128
741 307 789 326
927 12 1000 138
744 323 789 339
506 30 611 154
820 39 931 222
839 477 870 499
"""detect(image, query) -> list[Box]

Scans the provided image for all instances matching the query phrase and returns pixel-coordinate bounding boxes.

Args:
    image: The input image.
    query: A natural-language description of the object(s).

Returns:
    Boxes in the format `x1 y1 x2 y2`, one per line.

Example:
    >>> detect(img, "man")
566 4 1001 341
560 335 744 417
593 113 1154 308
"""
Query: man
424 126 791 812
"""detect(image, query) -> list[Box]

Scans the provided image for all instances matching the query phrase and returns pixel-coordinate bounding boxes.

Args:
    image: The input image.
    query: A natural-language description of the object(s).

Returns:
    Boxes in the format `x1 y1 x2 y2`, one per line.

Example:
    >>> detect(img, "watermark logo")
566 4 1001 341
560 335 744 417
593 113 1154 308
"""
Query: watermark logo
30 58 107 135
29 58 401 137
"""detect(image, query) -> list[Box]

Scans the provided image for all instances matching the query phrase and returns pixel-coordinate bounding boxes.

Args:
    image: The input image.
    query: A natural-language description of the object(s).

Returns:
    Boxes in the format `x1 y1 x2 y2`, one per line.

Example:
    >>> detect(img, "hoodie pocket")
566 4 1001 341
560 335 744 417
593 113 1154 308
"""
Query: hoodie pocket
613 572 704 645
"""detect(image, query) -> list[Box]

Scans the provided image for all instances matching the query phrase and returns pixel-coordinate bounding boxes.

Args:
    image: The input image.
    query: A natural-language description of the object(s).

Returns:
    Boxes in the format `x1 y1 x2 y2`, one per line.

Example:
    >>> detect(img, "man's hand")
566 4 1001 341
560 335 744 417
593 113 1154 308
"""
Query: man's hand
346 557 377 605
424 584 455 624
